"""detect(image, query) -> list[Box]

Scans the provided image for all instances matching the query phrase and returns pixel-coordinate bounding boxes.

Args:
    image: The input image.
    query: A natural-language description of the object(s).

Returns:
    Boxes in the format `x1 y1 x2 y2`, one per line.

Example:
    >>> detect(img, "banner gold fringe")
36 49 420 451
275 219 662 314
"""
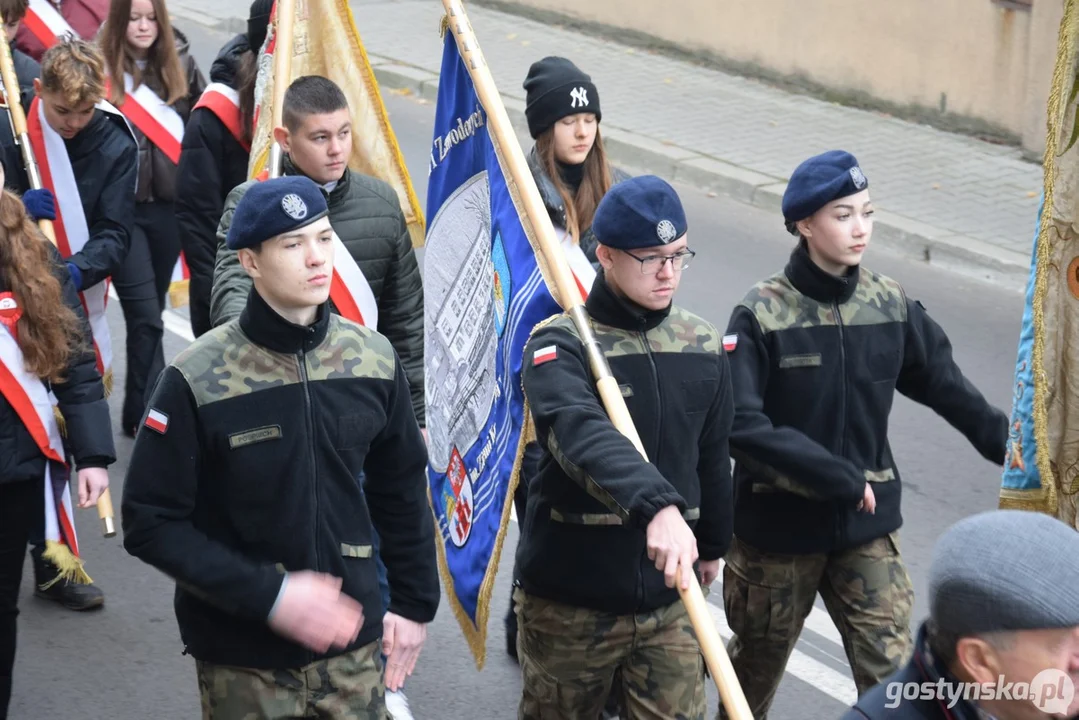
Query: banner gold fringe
999 0 1079 516
42 539 92 585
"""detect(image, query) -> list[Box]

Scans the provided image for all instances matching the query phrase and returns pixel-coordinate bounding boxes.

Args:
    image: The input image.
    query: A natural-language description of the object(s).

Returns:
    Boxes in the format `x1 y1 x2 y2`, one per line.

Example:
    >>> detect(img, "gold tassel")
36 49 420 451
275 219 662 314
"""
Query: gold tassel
102 367 113 398
168 279 190 309
42 539 92 586
52 405 67 439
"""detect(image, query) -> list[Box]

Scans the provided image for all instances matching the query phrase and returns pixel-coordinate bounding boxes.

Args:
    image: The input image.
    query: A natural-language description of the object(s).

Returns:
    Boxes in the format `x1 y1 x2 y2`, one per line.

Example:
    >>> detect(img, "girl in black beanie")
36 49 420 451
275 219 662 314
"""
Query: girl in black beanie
511 54 629 720
522 55 629 267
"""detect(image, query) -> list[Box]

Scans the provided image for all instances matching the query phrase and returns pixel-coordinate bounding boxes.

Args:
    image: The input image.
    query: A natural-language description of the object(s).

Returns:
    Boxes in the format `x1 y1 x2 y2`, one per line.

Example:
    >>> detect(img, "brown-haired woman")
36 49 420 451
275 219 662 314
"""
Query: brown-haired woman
175 0 271 338
0 168 116 716
522 56 630 269
98 0 205 436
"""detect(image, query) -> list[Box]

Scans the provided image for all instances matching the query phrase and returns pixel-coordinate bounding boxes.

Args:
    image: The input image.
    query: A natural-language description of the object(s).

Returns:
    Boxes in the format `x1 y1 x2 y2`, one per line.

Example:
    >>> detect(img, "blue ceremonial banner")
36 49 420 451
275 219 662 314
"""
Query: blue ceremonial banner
999 0 1079 529
423 28 562 666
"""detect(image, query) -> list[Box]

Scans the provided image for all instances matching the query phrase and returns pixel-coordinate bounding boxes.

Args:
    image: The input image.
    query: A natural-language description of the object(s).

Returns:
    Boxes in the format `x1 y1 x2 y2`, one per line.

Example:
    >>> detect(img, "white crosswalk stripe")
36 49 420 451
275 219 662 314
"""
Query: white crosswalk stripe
158 304 859 708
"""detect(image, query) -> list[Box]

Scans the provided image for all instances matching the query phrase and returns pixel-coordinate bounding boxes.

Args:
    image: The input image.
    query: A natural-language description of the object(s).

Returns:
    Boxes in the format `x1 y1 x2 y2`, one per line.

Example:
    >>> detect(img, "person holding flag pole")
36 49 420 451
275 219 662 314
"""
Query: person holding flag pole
427 1 752 718
0 18 122 610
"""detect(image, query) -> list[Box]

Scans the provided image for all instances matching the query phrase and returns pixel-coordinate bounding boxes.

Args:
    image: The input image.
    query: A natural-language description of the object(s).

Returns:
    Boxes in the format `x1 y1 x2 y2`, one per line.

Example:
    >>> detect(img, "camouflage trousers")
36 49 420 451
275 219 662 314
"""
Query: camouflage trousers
719 532 915 720
196 641 387 720
514 586 706 720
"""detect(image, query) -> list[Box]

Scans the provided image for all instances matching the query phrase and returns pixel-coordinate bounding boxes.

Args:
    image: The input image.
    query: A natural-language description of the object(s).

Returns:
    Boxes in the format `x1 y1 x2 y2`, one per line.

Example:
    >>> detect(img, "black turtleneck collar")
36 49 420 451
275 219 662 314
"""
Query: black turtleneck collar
785 240 861 305
557 160 584 194
586 269 672 332
239 287 330 355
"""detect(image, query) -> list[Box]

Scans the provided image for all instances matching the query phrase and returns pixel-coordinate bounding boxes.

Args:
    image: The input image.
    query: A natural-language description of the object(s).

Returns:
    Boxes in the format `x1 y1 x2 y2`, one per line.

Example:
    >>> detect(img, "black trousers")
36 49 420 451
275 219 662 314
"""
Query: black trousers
0 479 40 718
112 201 181 431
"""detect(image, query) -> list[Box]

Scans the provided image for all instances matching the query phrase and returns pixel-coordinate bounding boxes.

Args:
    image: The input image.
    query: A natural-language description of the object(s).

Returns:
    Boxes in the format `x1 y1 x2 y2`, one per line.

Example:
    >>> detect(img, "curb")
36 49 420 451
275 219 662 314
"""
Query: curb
169 1 1032 294
365 57 1031 292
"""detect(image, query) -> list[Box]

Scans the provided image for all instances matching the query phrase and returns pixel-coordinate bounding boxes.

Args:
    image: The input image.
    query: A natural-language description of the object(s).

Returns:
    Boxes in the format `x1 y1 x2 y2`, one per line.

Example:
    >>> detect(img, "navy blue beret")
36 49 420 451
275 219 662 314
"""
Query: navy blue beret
781 150 869 231
592 175 687 250
226 175 330 250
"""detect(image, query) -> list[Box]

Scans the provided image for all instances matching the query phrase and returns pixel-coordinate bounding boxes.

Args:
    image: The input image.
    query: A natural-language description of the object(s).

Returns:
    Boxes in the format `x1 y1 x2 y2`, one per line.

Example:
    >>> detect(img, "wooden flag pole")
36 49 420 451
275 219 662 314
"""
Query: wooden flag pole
268 0 296 178
0 14 115 537
440 2 752 717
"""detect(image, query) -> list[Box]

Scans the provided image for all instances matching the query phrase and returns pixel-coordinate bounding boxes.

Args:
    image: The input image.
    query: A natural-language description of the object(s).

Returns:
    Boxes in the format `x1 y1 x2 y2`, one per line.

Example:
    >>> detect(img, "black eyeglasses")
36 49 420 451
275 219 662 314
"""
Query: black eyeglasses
621 248 696 275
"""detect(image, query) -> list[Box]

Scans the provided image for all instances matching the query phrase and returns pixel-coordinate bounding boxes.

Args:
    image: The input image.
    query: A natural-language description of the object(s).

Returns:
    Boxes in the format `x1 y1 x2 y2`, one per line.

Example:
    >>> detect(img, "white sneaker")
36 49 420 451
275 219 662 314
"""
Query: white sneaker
386 689 415 720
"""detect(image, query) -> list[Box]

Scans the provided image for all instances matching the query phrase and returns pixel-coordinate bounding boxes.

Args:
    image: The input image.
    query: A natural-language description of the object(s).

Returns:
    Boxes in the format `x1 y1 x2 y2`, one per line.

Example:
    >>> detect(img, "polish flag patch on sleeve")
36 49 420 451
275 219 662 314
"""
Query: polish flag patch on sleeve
532 345 558 366
722 333 738 352
145 408 169 434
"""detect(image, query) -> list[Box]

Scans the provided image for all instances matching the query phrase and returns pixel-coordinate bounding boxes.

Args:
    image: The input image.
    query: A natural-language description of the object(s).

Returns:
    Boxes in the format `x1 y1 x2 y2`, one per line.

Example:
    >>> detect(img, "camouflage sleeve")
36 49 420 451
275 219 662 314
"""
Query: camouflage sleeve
693 346 734 561
522 323 688 529
897 298 1007 465
362 353 440 623
725 306 865 502
209 182 254 328
121 366 287 621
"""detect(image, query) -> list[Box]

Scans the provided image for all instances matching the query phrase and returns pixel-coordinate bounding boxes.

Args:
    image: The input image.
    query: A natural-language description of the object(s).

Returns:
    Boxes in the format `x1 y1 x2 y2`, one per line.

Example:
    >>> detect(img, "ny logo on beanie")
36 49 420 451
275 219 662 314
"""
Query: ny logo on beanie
570 87 589 108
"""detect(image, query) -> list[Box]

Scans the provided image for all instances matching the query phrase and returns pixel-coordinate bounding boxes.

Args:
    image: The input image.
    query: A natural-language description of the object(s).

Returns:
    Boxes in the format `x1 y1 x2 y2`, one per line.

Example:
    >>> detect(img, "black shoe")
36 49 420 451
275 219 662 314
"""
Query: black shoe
31 547 105 611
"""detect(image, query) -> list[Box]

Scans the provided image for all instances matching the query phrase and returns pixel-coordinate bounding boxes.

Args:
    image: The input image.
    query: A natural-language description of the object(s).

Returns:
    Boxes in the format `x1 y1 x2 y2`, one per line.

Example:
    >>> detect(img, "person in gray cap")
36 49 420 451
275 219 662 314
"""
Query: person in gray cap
513 174 734 719
844 509 1079 720
719 150 1009 719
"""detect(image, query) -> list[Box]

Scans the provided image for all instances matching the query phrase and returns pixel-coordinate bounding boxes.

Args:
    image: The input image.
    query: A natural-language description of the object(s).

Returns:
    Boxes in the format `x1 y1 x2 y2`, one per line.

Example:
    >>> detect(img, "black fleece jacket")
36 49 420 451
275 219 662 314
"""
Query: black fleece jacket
121 288 439 669
517 271 734 615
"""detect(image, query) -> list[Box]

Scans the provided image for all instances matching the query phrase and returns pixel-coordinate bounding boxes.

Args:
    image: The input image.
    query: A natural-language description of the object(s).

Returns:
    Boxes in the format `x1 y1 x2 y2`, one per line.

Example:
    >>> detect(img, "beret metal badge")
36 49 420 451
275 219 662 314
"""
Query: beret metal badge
656 219 677 243
849 166 867 189
281 193 308 220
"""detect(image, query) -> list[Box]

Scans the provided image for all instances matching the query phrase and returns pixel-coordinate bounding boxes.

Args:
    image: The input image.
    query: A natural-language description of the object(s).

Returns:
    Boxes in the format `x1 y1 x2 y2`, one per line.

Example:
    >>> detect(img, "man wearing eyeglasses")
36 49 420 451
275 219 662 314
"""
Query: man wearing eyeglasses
513 174 734 720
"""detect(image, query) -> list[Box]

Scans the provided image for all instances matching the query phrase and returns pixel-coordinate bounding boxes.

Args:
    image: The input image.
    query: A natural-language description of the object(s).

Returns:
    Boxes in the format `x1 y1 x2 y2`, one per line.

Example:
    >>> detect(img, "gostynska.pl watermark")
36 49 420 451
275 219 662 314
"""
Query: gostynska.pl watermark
884 669 1075 714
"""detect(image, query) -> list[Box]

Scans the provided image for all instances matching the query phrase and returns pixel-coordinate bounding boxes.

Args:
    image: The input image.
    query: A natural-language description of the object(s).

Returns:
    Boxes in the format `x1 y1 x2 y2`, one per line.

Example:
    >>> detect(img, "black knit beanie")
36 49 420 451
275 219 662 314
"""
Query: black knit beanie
523 56 601 139
248 0 273 54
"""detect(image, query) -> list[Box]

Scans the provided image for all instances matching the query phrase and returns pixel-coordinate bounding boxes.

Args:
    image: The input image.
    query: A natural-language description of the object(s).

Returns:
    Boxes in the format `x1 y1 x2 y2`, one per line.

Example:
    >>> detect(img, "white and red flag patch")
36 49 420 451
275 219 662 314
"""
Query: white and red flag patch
722 334 738 352
145 408 169 434
532 345 558 367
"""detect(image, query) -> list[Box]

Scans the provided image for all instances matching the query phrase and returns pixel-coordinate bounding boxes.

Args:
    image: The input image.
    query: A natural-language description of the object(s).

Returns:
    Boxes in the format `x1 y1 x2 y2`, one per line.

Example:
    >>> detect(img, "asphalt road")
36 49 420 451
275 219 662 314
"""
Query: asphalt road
6 21 1027 720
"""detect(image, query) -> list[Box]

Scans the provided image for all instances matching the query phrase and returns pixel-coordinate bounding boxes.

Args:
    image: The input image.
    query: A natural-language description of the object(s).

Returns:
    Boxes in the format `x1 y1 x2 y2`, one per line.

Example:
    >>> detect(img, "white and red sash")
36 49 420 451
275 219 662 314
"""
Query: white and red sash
23 0 78 50
557 228 596 298
108 74 184 164
250 171 380 328
106 75 192 305
194 82 250 152
0 326 81 562
328 232 378 329
26 96 113 378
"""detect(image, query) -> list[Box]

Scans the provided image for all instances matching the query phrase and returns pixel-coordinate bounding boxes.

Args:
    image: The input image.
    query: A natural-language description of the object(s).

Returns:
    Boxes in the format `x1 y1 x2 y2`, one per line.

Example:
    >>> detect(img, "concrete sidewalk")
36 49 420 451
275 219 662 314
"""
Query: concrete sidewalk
171 0 1043 291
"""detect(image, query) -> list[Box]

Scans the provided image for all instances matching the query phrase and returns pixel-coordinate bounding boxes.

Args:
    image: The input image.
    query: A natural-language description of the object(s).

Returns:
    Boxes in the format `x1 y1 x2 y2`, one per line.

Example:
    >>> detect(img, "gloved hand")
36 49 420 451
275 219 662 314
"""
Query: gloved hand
65 262 82 291
22 188 56 222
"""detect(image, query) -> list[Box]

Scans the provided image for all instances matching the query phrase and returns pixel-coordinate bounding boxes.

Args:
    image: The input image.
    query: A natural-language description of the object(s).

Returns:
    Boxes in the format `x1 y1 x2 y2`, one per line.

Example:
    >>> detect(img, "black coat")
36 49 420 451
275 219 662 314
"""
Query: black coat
12 47 39 110
121 288 439 670
0 242 115 485
725 243 1007 555
517 270 734 615
526 146 631 266
0 108 138 290
128 27 207 204
175 34 252 338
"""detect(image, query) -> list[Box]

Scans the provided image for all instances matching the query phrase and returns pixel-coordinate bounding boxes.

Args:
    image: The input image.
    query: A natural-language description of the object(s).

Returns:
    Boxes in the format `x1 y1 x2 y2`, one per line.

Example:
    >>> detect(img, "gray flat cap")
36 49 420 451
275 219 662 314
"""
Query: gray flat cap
929 509 1079 636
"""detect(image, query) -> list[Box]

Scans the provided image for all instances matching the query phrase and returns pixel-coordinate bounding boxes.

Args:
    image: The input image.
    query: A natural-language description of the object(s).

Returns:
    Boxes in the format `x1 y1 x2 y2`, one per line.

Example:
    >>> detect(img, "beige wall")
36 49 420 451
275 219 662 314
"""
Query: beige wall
512 0 1056 149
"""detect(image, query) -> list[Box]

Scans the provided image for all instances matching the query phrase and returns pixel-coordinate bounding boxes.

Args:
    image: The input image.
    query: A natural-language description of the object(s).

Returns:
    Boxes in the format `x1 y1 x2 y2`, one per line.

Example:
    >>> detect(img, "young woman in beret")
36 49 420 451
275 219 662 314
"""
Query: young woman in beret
718 149 1009 719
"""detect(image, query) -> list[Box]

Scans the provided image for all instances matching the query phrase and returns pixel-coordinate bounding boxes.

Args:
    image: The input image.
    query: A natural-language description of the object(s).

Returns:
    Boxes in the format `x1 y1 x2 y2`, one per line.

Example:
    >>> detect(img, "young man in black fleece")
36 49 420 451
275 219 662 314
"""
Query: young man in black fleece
719 150 1008 720
121 175 439 718
514 174 734 719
